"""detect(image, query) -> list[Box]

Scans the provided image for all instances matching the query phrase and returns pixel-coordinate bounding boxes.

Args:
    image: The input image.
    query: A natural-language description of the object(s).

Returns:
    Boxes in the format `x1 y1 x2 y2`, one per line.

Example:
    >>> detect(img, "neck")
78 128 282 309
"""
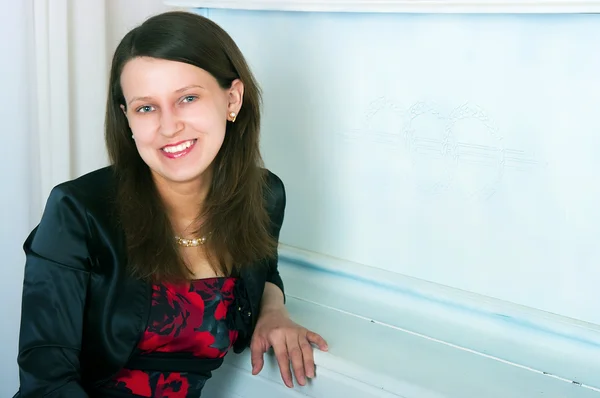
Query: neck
152 169 212 238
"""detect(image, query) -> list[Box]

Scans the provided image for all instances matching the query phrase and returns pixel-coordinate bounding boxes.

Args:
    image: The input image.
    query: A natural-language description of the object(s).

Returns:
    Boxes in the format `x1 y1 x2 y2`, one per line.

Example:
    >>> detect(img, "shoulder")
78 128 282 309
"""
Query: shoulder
42 166 115 211
31 166 117 249
26 167 116 268
45 166 117 218
262 169 286 225
53 166 116 202
263 169 286 208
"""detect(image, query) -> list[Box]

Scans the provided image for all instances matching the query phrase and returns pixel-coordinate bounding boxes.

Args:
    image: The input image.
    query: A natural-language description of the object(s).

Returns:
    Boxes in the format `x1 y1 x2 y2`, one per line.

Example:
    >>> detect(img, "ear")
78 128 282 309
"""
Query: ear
120 104 127 117
227 79 244 116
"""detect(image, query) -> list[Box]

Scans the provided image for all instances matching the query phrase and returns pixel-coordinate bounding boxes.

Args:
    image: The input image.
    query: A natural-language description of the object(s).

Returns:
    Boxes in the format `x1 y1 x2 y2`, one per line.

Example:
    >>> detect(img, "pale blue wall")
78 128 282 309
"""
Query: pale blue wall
199 9 600 325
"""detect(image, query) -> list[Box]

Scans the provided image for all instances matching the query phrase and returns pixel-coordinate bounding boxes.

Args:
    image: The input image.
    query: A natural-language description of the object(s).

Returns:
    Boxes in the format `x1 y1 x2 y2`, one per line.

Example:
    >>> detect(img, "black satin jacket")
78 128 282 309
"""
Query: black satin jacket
15 166 286 397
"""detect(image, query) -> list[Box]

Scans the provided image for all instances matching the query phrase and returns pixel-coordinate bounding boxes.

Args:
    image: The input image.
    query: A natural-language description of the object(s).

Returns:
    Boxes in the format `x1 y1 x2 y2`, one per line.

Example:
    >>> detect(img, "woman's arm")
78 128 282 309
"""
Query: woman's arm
17 186 91 397
250 173 328 388
251 281 328 388
260 281 286 313
264 171 287 300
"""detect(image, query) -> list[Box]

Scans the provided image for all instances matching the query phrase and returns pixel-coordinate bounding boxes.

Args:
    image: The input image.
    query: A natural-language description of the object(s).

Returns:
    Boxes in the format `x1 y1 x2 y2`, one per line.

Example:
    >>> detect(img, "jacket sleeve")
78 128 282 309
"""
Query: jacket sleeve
17 185 91 397
265 172 287 299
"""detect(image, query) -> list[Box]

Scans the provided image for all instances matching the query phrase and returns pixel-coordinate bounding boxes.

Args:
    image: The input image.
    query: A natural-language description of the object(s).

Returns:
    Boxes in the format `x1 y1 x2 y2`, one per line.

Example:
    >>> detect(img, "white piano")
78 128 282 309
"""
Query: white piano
165 2 600 396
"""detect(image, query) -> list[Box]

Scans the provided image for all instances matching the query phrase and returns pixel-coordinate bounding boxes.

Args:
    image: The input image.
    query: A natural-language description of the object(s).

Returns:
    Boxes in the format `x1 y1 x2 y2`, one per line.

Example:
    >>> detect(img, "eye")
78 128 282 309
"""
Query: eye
136 105 154 113
181 95 198 104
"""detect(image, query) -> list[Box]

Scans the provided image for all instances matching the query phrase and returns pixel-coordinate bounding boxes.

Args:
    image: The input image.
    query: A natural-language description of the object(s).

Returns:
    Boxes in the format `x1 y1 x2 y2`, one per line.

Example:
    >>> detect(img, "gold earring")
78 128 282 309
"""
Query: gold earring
229 112 237 123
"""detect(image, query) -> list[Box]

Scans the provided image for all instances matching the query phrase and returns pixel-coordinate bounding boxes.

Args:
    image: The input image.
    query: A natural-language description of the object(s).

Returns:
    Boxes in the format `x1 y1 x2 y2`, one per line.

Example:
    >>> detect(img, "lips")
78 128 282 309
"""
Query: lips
161 139 197 159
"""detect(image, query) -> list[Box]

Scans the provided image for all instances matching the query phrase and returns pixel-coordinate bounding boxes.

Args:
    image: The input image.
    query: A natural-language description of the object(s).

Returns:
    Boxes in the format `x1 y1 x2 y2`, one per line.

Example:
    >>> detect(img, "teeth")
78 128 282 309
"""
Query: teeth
162 140 194 153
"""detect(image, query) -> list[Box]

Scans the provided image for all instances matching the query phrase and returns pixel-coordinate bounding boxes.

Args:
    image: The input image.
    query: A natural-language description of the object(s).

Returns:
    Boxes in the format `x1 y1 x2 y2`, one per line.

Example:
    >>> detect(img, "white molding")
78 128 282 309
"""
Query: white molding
276 244 600 392
164 0 600 14
278 244 600 341
198 246 600 396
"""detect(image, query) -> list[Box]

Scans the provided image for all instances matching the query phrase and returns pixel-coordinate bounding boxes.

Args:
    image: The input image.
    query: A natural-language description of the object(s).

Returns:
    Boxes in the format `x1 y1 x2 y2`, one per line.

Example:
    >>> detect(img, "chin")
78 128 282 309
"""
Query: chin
141 149 216 185
147 163 209 185
166 169 209 184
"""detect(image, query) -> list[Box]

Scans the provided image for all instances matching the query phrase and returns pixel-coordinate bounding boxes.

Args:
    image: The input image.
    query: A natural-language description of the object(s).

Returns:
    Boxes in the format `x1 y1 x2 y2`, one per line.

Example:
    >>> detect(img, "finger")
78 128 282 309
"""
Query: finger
299 334 315 379
287 334 307 386
272 340 293 388
307 330 328 351
250 340 267 375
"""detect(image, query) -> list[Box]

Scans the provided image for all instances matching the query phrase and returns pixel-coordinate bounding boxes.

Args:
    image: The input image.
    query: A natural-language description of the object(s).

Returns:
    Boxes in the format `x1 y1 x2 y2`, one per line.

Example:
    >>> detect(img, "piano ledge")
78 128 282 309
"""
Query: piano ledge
203 245 600 397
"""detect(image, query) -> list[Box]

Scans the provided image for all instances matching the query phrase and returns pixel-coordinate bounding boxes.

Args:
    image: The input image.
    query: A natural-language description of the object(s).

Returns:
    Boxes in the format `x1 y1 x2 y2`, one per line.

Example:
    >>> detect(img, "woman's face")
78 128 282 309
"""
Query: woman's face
120 57 243 185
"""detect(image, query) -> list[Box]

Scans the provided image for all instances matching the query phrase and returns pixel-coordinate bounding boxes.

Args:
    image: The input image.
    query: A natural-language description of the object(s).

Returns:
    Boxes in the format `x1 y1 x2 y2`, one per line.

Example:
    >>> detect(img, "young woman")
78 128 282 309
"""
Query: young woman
15 11 327 398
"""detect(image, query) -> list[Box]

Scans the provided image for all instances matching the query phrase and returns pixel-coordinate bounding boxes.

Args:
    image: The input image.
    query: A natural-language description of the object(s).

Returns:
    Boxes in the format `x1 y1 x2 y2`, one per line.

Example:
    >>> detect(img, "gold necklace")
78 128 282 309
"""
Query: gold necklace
174 233 210 247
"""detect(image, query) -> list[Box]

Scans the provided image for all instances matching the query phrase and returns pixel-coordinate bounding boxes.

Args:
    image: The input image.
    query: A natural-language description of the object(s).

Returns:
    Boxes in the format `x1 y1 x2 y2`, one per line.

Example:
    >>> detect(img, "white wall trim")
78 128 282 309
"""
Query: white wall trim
275 244 600 394
199 245 600 396
164 0 600 14
278 244 600 344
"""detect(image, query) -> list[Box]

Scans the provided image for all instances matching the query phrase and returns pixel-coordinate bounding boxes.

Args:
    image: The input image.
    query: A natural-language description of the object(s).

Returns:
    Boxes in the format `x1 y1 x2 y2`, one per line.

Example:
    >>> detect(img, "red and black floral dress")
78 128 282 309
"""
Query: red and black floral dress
100 277 249 398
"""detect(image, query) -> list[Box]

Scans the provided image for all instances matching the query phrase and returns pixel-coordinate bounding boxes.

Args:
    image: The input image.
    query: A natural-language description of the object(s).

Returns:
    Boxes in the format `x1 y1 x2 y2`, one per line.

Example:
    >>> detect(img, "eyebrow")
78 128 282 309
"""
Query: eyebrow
127 84 205 106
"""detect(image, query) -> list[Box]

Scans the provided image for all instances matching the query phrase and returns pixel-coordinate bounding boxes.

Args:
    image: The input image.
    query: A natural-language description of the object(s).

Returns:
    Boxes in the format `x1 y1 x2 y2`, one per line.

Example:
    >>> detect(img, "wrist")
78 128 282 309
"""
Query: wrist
260 282 286 315
260 301 287 315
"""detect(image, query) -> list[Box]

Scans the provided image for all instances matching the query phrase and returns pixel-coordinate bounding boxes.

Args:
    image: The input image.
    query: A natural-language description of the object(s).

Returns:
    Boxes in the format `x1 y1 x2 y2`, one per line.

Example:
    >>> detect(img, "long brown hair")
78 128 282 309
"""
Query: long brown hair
105 11 275 281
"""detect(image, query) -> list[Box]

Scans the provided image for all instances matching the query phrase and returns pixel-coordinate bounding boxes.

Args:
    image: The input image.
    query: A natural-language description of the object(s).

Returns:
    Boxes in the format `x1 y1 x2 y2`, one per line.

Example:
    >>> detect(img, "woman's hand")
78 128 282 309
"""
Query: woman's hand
250 283 328 388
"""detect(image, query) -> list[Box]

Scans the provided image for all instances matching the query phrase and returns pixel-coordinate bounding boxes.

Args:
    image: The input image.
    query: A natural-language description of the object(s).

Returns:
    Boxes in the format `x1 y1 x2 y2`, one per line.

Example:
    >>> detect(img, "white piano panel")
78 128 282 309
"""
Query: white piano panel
199 9 600 325
201 249 600 397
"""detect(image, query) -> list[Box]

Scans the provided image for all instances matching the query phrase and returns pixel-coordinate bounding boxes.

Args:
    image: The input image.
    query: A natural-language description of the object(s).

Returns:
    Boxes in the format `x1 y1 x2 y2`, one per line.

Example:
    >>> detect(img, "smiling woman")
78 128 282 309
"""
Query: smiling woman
14 11 327 398
121 60 234 187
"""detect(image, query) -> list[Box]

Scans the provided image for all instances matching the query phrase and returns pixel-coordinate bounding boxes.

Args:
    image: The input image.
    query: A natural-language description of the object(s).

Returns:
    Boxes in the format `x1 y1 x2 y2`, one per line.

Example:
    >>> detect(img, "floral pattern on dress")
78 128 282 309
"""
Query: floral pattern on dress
103 277 239 398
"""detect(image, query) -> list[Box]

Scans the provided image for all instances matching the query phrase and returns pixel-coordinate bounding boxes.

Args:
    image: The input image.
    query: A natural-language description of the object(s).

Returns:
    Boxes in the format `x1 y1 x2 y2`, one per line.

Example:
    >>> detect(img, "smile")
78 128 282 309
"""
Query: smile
161 139 197 158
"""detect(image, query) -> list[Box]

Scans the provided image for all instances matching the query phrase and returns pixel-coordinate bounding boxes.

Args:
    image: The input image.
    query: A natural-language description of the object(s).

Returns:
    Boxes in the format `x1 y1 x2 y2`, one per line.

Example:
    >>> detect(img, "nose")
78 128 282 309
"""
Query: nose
158 108 184 137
